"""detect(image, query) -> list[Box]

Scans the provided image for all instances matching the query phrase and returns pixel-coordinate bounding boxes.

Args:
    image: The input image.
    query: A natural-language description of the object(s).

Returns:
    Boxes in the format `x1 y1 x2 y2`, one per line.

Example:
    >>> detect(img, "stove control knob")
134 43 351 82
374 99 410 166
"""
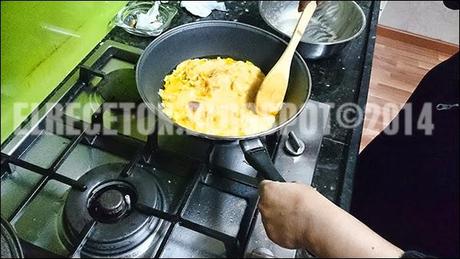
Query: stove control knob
284 131 305 156
250 247 275 258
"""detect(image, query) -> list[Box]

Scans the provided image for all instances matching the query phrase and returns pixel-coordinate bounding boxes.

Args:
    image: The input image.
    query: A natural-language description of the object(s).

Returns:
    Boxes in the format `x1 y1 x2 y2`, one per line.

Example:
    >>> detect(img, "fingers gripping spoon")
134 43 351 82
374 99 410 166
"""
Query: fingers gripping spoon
255 1 317 115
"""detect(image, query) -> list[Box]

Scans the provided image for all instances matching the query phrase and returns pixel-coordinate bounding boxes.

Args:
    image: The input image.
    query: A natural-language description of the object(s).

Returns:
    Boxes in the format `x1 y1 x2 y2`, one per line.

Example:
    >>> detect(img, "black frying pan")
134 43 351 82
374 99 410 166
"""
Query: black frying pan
136 21 311 182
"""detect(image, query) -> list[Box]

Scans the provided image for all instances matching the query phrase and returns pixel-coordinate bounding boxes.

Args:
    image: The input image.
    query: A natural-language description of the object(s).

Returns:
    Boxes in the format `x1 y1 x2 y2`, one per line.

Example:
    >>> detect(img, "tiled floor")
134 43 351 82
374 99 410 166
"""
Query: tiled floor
360 34 453 152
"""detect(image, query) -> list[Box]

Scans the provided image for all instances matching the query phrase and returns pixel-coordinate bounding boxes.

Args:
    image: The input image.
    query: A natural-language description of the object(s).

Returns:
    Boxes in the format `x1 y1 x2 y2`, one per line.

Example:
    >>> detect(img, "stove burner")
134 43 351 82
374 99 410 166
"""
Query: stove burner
88 185 134 223
61 163 166 258
95 189 126 217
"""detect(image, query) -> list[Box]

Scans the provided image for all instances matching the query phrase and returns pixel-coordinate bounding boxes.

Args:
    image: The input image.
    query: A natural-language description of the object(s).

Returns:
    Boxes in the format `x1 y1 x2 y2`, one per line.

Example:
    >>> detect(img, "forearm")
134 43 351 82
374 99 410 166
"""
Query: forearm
300 187 404 258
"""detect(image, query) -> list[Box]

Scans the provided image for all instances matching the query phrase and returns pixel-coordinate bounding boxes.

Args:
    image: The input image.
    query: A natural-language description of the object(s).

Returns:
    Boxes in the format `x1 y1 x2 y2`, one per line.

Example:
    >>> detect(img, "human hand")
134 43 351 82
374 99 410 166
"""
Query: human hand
258 180 312 249
258 180 404 258
298 1 320 12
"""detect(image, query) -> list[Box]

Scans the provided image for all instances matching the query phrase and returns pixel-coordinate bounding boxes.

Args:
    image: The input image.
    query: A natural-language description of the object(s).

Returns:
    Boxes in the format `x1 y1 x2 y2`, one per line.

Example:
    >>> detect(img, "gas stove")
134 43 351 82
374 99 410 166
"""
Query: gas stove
1 40 330 258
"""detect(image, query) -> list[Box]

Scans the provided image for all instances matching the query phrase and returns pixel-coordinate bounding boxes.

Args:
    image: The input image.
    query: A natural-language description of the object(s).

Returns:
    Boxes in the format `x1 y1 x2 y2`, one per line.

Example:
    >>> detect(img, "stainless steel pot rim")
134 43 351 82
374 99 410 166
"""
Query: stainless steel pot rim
259 1 367 46
1 217 24 258
136 20 312 141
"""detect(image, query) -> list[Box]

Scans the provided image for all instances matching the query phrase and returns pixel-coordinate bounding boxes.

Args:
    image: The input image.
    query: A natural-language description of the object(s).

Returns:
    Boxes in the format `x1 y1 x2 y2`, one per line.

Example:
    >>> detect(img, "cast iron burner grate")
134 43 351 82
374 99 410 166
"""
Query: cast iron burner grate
0 41 265 258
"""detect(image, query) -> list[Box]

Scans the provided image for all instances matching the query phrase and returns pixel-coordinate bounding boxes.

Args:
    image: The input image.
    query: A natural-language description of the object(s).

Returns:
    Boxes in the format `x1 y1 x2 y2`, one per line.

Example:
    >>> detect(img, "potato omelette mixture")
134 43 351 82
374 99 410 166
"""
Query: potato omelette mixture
159 57 276 136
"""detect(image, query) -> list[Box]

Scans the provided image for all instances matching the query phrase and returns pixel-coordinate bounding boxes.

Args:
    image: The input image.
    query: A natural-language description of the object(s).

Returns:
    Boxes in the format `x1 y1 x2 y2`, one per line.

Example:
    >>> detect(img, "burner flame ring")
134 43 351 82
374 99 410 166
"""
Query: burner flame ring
62 163 166 258
94 189 127 218
87 182 136 224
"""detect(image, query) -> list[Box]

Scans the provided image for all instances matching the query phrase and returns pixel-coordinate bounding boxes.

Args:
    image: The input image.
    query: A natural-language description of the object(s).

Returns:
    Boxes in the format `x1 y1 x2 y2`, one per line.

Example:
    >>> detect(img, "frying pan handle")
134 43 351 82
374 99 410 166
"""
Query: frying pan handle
240 139 286 182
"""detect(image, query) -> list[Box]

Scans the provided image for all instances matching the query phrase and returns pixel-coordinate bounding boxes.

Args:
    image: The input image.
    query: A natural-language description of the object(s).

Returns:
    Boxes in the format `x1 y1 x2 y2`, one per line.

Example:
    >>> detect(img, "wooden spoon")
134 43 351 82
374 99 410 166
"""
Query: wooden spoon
255 1 317 115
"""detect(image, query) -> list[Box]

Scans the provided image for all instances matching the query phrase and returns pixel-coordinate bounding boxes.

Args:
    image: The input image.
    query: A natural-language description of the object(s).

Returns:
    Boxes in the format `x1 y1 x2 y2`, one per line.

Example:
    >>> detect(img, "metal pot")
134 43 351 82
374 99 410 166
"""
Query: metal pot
136 21 312 182
1 218 23 258
259 1 367 59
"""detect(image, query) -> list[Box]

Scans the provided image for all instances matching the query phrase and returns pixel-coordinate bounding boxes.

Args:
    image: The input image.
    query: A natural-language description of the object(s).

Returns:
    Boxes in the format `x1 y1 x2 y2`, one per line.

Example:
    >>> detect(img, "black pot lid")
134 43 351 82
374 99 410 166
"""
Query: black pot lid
1 217 23 258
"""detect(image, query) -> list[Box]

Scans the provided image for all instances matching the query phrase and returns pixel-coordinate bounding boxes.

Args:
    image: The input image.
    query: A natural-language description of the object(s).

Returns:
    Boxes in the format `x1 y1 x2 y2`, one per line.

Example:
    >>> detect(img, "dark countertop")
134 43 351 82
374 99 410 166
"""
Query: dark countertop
106 1 381 210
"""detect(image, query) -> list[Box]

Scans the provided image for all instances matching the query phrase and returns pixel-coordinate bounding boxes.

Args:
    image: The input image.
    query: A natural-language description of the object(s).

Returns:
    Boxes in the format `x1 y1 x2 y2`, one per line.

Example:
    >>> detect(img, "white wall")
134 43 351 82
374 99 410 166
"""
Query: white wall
379 1 459 44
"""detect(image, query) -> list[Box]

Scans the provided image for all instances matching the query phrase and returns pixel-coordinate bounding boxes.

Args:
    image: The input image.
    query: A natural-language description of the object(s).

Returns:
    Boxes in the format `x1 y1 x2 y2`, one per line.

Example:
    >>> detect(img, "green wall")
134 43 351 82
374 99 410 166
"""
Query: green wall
1 1 127 143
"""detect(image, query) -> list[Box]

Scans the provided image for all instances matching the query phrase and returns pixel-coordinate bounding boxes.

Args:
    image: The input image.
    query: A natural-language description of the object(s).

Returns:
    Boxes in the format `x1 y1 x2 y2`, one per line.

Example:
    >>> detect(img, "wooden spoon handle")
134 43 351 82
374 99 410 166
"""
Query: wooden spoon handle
280 1 317 62
254 1 317 116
